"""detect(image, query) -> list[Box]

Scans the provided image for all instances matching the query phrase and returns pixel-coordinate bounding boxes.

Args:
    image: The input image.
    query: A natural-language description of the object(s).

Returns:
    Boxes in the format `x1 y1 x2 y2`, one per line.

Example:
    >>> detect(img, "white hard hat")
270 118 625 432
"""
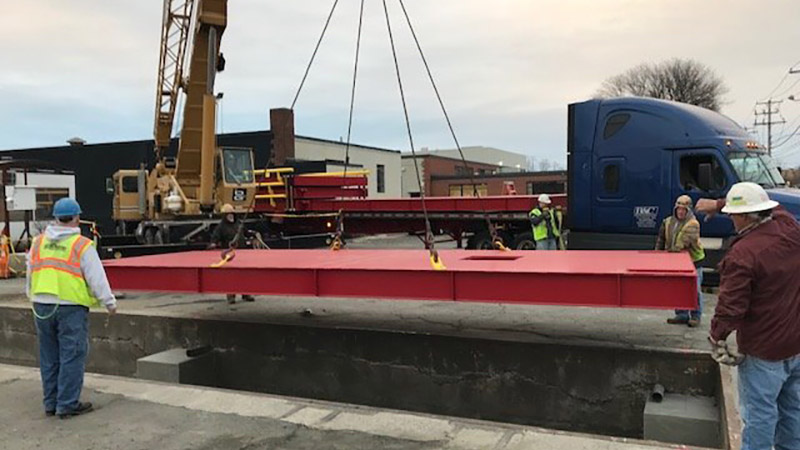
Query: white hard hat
721 182 779 214
538 193 552 205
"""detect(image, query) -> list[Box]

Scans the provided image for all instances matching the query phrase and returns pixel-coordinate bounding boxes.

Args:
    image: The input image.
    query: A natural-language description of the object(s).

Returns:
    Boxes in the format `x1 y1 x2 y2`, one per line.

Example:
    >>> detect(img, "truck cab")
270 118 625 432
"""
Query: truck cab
567 97 800 262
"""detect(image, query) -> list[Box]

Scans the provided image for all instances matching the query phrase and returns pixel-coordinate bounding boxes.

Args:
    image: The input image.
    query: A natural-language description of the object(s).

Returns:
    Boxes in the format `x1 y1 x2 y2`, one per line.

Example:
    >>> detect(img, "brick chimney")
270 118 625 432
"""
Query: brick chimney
270 108 295 167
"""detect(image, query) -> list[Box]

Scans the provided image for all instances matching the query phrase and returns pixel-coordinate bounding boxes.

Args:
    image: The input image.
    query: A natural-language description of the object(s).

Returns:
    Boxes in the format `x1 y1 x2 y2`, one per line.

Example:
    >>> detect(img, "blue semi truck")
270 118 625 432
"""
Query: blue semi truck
566 97 800 267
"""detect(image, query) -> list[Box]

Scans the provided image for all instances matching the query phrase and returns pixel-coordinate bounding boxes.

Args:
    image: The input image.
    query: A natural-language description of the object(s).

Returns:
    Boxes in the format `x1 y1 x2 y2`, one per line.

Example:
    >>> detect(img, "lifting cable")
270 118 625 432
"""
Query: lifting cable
332 0 366 251
382 0 444 270
395 0 507 251
290 0 341 110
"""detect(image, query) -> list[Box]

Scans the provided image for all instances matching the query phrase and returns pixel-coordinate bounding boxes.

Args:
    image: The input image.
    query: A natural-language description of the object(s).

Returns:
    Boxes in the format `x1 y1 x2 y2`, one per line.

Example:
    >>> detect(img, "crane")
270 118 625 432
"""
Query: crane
112 0 256 236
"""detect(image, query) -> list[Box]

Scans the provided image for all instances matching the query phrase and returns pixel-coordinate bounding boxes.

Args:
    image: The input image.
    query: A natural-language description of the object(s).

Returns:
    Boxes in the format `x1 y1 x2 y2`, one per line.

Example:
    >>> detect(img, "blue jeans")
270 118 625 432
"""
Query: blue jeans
536 238 558 251
675 267 703 320
739 354 800 450
33 303 89 414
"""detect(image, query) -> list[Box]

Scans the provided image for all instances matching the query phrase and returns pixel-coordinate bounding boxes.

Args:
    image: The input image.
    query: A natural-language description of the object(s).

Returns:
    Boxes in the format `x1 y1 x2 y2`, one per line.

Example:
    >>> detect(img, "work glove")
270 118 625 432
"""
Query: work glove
708 336 744 366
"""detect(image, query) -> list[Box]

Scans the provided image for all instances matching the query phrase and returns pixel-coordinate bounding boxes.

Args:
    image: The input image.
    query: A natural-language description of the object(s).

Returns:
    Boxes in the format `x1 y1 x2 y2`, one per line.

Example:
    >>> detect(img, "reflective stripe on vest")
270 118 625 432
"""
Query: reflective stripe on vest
664 217 705 262
30 234 98 307
529 208 562 241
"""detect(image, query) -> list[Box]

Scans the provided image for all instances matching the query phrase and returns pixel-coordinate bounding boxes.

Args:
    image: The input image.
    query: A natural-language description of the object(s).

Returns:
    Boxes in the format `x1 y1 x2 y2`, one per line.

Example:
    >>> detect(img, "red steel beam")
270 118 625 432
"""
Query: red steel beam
298 194 566 213
104 249 697 309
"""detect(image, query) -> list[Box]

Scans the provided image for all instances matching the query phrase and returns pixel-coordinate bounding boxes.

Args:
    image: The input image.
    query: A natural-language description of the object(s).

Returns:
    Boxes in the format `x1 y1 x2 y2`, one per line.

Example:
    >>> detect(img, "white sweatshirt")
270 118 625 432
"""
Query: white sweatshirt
26 225 117 309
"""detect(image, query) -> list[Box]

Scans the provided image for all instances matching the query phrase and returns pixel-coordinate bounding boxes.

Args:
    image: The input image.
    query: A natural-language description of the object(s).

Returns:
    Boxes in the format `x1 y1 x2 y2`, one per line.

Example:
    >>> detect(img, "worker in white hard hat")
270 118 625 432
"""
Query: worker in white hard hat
529 193 563 250
210 204 254 304
699 182 800 450
656 195 705 327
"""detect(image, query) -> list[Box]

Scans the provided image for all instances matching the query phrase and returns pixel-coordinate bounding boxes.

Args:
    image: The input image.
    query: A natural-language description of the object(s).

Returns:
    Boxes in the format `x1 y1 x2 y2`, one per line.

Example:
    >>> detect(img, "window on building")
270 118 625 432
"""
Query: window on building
121 176 139 193
449 184 487 197
526 182 534 195
530 181 565 194
35 188 70 220
603 164 620 193
377 164 385 193
679 154 726 192
603 113 631 139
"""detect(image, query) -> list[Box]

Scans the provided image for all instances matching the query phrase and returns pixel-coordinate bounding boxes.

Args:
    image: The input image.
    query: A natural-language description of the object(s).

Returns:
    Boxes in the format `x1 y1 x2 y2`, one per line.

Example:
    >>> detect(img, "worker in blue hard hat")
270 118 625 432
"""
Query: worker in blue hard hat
26 198 117 419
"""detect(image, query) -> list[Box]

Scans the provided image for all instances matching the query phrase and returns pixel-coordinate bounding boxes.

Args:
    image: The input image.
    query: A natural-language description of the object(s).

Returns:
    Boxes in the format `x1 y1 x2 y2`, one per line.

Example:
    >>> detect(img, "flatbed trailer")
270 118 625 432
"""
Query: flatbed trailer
100 169 564 258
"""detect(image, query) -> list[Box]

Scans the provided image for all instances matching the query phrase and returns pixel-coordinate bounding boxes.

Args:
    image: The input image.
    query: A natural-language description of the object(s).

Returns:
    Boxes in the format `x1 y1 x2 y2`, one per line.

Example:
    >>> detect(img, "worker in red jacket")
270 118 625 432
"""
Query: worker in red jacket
697 182 800 450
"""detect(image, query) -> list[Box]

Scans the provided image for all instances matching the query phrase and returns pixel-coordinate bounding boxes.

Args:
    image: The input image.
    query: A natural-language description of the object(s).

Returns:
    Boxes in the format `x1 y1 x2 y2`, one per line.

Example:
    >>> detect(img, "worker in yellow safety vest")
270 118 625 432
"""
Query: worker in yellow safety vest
656 194 705 327
27 198 117 419
529 194 563 250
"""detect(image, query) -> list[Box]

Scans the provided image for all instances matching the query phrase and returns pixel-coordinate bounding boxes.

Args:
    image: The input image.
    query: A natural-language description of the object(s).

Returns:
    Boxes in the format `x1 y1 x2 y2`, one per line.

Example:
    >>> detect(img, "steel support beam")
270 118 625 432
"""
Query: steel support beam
104 249 697 309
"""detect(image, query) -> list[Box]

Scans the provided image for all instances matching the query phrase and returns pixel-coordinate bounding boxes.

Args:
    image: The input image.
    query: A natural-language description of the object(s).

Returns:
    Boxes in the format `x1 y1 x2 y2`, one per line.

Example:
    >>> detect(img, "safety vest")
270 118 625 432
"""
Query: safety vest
29 233 98 307
529 208 562 241
664 217 705 263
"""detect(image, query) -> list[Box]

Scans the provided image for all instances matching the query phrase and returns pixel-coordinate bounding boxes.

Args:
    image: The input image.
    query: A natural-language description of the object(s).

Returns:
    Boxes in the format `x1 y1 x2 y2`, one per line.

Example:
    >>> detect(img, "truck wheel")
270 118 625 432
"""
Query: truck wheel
144 228 156 245
512 233 536 250
466 231 493 250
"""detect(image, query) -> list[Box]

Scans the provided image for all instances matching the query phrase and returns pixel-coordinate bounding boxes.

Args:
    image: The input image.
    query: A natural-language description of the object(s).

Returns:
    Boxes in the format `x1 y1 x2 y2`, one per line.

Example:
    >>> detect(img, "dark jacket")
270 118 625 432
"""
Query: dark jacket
710 208 800 361
211 219 245 248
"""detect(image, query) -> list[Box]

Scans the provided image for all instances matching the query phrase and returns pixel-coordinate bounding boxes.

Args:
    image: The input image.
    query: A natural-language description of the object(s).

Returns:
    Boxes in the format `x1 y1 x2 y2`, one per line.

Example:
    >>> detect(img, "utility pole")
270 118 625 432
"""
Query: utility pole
754 99 786 155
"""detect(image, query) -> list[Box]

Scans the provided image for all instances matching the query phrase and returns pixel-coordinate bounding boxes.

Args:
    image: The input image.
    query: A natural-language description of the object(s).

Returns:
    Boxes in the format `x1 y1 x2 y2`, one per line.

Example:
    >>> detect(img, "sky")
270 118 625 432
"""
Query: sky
2 0 800 167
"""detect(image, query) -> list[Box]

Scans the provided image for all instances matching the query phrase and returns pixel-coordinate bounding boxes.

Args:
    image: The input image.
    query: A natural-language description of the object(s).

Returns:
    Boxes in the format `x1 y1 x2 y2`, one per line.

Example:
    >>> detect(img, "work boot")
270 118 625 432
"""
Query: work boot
226 294 236 305
666 316 689 325
242 295 255 302
687 318 701 328
58 402 93 419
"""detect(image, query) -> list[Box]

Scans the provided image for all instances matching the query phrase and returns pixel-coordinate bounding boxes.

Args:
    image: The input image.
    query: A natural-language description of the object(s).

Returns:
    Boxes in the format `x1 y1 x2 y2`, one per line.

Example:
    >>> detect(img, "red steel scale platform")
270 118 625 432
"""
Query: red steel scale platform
103 250 697 309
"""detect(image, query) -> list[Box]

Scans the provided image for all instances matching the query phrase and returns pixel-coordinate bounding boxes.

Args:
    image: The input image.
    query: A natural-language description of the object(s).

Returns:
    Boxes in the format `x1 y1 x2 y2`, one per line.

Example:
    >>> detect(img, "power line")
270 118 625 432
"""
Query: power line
761 59 800 101
754 99 786 155
772 122 800 150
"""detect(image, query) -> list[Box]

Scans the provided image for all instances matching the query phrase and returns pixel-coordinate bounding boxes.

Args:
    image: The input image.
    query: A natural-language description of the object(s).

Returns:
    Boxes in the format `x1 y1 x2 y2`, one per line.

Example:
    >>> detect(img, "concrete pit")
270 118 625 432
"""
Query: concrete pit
0 302 735 448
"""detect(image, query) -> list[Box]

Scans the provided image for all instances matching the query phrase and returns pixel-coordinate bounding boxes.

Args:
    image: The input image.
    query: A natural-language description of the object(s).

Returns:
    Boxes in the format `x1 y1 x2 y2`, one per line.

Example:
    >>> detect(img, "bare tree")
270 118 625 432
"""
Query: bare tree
539 159 552 172
526 155 537 172
596 59 728 111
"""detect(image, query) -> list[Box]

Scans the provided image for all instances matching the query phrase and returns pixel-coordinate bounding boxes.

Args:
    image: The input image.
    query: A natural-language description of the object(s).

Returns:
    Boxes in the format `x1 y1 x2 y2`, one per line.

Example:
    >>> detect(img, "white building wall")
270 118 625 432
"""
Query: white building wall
401 157 425 197
294 138 401 198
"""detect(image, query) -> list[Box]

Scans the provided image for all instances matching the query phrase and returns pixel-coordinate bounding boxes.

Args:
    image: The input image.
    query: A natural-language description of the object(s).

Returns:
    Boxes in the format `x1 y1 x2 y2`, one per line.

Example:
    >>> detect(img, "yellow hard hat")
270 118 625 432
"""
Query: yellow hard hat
221 204 234 214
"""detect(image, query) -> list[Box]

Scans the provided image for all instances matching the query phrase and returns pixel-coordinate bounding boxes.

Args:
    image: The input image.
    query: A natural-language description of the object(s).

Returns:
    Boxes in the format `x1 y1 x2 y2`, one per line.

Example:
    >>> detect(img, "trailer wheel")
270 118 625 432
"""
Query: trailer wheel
512 233 536 250
466 231 493 250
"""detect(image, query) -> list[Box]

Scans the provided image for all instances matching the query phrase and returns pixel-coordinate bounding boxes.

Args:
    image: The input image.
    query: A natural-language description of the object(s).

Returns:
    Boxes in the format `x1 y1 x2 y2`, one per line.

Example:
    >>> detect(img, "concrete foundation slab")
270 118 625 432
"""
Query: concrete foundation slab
0 363 719 450
136 347 215 385
644 394 720 448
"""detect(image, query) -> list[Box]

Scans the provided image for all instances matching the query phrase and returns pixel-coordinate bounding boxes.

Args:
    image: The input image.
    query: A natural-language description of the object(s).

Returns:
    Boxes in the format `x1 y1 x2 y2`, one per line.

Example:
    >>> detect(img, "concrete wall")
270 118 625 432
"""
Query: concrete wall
0 305 719 440
295 138 401 198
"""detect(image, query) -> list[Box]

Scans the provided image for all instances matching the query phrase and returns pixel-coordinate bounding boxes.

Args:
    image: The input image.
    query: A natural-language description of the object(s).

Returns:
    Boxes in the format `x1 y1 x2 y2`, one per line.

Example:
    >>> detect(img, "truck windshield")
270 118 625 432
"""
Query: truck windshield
727 151 785 188
222 148 254 184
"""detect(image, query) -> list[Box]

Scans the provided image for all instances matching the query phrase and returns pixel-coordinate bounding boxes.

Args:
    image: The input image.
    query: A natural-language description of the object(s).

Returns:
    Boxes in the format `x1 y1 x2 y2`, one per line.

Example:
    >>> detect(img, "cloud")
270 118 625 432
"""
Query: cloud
3 0 800 166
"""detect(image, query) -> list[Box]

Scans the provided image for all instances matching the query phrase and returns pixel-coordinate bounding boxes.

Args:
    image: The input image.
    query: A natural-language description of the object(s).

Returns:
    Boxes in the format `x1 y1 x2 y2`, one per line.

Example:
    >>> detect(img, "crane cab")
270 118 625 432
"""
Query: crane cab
215 146 256 212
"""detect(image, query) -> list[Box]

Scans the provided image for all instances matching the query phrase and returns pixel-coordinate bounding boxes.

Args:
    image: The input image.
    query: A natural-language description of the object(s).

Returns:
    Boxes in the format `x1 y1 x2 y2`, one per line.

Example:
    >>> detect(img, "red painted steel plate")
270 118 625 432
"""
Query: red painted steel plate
104 250 696 309
301 195 566 213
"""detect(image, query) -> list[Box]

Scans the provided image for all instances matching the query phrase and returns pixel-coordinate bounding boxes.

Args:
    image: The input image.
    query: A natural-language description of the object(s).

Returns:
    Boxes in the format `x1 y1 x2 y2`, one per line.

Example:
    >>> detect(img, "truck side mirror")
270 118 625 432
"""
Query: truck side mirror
105 178 114 195
697 163 712 192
